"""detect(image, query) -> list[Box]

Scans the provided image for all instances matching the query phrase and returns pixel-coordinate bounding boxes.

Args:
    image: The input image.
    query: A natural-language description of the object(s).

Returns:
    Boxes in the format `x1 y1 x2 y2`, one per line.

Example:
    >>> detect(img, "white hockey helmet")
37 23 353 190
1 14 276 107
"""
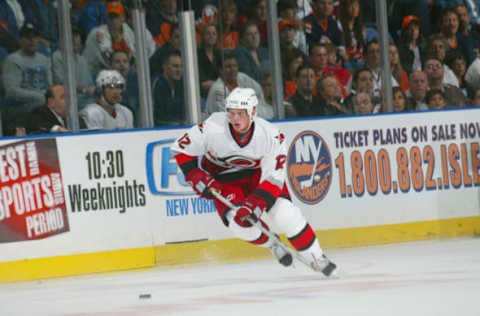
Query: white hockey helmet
96 69 125 90
225 87 258 119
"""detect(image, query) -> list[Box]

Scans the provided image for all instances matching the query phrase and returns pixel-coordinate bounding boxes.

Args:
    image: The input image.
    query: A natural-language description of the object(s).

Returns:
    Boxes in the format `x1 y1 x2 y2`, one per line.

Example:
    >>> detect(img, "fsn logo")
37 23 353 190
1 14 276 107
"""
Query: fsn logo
145 139 194 196
287 131 332 204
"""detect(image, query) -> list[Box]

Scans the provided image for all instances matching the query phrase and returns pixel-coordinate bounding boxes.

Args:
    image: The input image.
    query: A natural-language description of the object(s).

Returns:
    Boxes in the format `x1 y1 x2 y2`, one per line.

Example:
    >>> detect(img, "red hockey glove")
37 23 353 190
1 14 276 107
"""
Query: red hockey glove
185 168 222 200
234 193 267 228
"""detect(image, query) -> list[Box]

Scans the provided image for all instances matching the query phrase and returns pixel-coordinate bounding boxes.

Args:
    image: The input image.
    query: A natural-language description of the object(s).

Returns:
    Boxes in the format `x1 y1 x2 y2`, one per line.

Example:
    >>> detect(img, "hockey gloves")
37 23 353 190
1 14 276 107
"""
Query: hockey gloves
185 168 222 200
234 193 267 227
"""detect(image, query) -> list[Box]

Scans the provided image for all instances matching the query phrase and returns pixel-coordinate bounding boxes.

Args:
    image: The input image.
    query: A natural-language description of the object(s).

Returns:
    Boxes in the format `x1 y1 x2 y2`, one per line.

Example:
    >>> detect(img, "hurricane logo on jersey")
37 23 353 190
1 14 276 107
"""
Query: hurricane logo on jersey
287 131 332 204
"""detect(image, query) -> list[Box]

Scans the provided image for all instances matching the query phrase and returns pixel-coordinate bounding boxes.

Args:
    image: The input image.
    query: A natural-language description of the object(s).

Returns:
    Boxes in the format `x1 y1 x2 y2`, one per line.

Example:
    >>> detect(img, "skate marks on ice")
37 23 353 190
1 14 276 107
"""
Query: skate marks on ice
0 238 479 316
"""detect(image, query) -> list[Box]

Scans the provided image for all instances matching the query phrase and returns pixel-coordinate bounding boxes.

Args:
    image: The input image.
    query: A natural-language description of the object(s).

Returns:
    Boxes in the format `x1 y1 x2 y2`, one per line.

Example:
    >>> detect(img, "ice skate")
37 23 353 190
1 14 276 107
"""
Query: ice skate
310 254 337 277
269 242 293 267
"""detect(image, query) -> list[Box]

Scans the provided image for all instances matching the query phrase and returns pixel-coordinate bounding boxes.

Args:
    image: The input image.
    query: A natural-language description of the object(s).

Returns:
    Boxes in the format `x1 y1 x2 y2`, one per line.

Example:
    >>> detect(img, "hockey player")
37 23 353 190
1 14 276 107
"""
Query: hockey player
171 87 337 276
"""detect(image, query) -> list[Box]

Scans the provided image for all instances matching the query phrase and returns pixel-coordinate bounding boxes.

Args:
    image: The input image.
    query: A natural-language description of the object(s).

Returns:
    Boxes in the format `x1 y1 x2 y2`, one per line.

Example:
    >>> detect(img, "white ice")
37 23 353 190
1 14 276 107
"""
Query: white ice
1 237 479 316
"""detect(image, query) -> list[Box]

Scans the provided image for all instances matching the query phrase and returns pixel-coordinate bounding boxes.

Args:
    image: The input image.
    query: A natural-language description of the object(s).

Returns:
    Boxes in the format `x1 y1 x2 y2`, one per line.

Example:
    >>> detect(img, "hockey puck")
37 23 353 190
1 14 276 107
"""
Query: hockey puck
139 294 151 299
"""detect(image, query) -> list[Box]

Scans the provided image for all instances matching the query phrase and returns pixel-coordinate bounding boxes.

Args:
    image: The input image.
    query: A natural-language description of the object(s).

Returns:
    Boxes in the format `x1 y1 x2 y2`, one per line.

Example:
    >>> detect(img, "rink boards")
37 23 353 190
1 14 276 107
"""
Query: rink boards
0 108 479 282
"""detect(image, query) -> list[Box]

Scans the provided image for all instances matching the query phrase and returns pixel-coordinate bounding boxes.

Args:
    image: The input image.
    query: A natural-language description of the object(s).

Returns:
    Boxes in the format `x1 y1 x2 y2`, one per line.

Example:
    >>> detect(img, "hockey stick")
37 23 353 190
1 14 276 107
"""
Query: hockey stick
210 190 314 270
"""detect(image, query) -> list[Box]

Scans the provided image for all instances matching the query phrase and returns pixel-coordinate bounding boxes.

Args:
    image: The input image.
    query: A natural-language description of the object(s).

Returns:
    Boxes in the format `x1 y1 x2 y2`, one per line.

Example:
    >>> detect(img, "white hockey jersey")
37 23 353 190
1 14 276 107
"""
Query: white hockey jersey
171 112 287 196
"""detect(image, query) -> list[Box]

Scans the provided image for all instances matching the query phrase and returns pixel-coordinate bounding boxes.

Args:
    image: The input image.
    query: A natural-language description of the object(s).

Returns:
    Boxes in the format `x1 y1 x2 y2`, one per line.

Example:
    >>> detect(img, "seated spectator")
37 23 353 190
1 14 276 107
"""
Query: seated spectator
317 74 350 116
424 34 459 87
52 26 95 110
424 57 470 107
303 0 345 51
389 43 409 91
438 7 475 65
446 51 472 97
344 67 378 112
392 86 410 112
285 64 320 118
3 22 51 111
242 0 267 44
236 22 270 84
0 0 24 39
110 50 139 124
455 3 480 51
407 70 429 111
397 15 425 75
25 85 86 134
279 19 301 62
277 0 308 54
206 50 268 117
352 91 374 115
323 42 351 89
309 43 329 79
150 24 180 78
84 4 154 78
337 0 366 72
218 0 240 49
283 48 304 100
80 70 134 130
152 51 185 126
388 0 433 39
146 0 178 48
259 73 274 119
425 89 447 110
78 0 107 39
198 22 221 99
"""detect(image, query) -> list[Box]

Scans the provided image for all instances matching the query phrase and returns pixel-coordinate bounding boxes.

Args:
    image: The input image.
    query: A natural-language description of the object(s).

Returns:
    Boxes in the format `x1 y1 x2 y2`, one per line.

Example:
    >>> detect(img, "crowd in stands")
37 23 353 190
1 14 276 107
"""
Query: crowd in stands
1 0 480 136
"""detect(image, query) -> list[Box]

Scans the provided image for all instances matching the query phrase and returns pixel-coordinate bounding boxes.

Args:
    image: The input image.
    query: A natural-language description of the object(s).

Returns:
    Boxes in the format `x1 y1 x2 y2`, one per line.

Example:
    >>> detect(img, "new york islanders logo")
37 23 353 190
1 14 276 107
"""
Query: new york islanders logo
287 131 332 204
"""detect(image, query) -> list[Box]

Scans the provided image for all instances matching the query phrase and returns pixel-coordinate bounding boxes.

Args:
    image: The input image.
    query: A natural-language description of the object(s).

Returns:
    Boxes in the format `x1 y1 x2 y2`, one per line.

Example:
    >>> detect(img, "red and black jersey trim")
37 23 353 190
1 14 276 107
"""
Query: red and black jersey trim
253 188 276 211
201 156 229 175
174 153 198 176
229 122 255 148
288 224 316 252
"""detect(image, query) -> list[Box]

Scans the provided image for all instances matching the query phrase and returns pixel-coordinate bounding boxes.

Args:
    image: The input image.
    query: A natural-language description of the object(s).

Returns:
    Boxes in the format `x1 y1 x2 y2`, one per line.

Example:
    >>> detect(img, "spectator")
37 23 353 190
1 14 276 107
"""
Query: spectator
317 74 349 116
344 67 376 112
324 42 351 88
397 15 425 74
455 3 480 48
259 73 274 119
424 57 470 107
110 50 139 123
388 0 433 39
52 26 95 110
352 91 374 114
392 86 410 112
424 34 460 87
283 48 304 100
303 0 345 51
243 0 267 44
206 50 267 116
337 0 365 72
446 51 472 97
25 85 86 134
78 0 107 39
149 24 180 78
3 22 51 110
152 51 185 126
218 0 240 49
279 19 300 61
438 7 475 65
84 3 154 77
389 43 409 91
198 22 221 99
425 88 447 110
285 64 320 118
277 0 308 54
309 43 329 79
407 70 429 111
236 22 270 83
360 39 399 99
81 70 134 130
146 0 178 48
465 46 480 90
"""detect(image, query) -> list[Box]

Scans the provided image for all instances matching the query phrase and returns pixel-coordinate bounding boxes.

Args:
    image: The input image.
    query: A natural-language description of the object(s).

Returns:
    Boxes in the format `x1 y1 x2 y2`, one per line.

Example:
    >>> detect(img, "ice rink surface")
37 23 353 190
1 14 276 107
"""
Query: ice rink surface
1 237 479 316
